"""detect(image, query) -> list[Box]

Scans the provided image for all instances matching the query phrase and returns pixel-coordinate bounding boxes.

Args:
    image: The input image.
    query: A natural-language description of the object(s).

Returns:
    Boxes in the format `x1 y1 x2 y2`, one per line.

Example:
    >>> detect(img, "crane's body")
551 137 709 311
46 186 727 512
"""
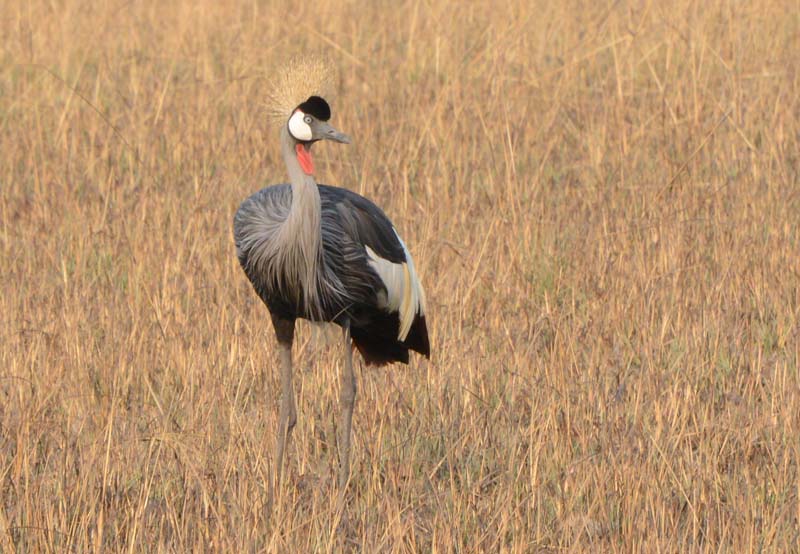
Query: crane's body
235 179 429 364
233 73 429 491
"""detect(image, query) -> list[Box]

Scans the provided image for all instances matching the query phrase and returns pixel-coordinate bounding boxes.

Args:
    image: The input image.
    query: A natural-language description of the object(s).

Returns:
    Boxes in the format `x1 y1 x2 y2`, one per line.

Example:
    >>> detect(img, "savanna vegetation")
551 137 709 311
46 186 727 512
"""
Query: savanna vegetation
1 0 799 551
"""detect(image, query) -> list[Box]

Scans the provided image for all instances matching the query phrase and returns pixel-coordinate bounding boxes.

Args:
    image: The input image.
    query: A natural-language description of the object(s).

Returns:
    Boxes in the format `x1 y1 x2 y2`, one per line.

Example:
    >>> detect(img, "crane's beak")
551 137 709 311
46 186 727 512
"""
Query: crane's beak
317 121 351 144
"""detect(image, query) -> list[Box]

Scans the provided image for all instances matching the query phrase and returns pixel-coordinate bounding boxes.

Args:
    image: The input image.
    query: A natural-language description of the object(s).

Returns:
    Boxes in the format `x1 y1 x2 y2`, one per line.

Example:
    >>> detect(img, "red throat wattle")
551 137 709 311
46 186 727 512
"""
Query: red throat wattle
296 144 314 175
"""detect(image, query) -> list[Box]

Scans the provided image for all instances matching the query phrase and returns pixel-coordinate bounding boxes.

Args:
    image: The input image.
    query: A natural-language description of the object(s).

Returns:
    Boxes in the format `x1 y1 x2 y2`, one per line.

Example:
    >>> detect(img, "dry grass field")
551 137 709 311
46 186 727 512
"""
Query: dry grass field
2 0 799 551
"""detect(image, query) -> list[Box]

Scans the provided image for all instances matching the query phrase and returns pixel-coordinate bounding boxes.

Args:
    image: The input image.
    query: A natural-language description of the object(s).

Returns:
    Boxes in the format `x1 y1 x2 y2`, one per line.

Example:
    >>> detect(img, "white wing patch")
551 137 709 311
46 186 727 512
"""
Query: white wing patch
365 229 426 341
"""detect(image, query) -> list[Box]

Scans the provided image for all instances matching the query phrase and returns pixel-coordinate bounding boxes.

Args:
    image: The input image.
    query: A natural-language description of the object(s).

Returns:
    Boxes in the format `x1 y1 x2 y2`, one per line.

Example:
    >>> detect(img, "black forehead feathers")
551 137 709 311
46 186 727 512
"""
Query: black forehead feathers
297 96 331 121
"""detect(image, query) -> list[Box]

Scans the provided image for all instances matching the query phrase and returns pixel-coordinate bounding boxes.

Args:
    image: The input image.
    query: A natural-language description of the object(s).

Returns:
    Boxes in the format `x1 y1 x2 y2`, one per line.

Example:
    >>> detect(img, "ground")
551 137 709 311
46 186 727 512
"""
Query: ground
1 0 798 551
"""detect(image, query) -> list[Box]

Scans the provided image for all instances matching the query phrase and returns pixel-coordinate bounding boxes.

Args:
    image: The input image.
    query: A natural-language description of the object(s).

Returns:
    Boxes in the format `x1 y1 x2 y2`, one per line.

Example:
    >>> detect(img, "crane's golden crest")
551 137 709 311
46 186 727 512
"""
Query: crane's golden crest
267 55 336 127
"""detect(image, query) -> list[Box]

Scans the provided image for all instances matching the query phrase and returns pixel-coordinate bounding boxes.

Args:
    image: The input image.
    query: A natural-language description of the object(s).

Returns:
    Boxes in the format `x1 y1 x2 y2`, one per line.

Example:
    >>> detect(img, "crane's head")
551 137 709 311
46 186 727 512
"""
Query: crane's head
267 56 348 174
286 95 349 176
287 96 350 145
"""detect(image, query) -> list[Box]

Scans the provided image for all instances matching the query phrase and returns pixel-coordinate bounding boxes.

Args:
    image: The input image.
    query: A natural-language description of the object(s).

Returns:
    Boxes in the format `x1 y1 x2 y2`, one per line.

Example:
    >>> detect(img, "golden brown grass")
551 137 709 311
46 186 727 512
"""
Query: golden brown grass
2 0 799 551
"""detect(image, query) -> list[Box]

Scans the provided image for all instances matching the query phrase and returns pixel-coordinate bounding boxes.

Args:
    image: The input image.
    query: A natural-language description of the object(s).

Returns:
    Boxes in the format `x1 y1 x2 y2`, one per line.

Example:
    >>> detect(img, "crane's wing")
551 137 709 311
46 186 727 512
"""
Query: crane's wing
319 185 428 348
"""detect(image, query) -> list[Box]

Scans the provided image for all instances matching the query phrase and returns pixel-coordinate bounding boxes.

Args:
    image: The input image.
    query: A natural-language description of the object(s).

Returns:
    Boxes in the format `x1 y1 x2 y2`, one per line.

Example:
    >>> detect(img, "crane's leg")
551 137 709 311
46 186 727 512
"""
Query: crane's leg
338 322 357 490
272 315 296 490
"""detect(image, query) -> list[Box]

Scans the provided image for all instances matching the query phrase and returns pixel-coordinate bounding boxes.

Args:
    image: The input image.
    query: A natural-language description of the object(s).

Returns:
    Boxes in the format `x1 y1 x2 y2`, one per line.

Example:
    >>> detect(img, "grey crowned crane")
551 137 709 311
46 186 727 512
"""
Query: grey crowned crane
233 58 429 490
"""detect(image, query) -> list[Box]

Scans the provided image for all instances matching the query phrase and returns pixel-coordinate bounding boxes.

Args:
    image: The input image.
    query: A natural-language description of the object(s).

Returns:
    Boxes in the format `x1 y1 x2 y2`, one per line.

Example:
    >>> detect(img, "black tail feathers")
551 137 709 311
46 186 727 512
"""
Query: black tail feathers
350 312 430 366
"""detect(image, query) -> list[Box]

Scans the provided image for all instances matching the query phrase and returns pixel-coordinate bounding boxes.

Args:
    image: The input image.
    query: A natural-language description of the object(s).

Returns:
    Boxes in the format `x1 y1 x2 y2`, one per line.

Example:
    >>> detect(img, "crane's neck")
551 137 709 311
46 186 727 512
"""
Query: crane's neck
281 126 318 197
278 125 323 314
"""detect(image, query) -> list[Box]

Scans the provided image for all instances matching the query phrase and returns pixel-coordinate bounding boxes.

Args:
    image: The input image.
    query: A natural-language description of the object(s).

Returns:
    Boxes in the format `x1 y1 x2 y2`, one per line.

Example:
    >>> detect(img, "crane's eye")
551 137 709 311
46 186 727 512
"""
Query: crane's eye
304 115 313 124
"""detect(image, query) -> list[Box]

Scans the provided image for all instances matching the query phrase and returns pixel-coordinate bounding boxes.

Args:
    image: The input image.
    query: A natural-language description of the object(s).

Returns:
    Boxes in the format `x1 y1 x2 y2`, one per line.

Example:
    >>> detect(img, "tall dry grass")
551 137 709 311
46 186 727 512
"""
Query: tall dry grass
1 0 799 551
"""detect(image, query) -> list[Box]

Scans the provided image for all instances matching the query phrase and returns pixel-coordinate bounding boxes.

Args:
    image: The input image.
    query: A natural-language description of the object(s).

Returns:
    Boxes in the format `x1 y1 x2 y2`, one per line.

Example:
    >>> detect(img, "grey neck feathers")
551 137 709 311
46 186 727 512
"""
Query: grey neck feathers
276 125 323 315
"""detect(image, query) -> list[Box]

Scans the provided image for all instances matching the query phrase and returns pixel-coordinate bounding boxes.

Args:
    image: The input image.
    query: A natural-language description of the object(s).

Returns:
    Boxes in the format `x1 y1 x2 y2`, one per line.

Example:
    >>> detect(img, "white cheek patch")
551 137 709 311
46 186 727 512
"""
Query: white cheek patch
288 111 312 141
